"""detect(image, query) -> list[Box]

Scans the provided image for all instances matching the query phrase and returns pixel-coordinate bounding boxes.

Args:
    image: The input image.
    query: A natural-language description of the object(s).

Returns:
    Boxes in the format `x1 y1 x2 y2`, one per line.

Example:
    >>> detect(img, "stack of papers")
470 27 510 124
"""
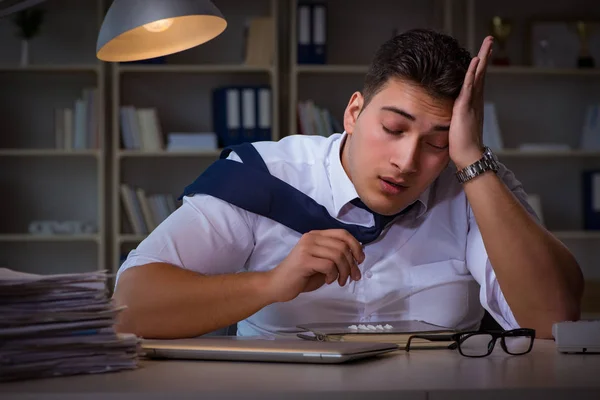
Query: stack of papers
0 268 140 382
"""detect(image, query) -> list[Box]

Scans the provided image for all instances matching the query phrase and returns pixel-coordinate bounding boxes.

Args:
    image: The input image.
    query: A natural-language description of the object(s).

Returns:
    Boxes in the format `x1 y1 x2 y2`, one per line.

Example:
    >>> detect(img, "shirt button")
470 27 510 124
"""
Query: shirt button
365 271 373 279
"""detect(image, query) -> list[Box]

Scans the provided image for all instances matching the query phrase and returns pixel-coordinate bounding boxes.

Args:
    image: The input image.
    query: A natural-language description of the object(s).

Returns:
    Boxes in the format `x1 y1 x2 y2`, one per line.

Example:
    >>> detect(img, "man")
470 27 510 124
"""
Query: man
113 29 583 340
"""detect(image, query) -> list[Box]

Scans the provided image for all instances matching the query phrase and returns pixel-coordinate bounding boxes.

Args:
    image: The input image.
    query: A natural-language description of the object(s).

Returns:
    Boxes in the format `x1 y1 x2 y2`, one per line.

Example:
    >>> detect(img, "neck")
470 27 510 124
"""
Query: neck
340 133 353 184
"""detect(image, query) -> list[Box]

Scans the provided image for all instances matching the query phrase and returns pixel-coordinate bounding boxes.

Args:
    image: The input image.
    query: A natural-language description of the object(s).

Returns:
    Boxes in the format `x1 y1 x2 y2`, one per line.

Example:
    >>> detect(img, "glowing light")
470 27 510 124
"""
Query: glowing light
143 18 174 32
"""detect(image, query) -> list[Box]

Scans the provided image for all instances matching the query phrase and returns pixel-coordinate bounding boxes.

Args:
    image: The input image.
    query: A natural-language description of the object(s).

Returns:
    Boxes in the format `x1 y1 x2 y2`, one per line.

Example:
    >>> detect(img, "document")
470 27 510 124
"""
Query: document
0 268 140 382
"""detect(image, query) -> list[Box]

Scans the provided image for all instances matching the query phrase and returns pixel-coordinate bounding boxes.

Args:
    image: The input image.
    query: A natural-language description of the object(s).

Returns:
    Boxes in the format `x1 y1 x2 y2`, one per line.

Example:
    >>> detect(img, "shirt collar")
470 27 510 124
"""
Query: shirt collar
327 132 431 219
328 133 361 217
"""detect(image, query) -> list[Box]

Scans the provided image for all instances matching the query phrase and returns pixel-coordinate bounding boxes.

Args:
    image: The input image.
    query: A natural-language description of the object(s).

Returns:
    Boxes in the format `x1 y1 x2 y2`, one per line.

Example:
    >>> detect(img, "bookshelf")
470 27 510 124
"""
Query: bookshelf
110 0 279 275
0 0 596 312
0 0 106 275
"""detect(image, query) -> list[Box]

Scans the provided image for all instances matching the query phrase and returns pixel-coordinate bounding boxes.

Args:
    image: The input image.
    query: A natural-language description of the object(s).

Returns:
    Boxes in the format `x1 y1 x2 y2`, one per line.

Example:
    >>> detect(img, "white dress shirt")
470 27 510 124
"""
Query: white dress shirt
117 133 539 337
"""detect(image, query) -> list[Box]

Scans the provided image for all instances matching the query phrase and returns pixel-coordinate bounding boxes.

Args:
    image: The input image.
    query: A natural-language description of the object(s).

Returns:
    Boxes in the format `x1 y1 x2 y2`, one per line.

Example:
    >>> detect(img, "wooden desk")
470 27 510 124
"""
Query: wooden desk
1 340 598 400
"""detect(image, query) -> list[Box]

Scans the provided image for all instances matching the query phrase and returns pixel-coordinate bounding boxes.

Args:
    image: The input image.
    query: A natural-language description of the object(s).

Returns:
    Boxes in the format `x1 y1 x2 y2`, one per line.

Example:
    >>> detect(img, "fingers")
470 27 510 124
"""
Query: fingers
318 229 365 264
459 56 480 103
459 36 493 104
309 248 348 285
477 36 494 62
475 36 494 90
309 237 356 286
304 230 364 286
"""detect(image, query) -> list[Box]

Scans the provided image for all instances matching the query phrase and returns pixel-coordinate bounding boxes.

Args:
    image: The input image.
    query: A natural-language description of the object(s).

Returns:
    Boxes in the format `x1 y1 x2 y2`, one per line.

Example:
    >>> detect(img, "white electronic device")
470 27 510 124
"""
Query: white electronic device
552 320 600 354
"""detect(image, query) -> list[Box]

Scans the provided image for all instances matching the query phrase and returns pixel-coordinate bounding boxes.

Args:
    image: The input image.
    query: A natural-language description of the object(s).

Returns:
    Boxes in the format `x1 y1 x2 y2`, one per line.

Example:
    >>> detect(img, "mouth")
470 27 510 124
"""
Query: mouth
379 177 409 195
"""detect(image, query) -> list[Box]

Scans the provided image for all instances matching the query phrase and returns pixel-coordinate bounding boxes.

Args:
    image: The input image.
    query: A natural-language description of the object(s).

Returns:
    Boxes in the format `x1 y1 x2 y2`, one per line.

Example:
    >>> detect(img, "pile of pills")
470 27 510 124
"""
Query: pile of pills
347 324 393 331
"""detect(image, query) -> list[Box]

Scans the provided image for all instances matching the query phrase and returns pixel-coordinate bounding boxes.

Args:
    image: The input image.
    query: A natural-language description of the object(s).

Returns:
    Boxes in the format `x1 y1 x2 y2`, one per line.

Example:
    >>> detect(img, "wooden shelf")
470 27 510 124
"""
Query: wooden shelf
496 150 600 157
294 65 600 76
0 149 101 157
487 66 600 76
0 65 100 73
552 231 600 240
118 150 222 158
0 234 100 242
296 64 369 74
117 64 273 74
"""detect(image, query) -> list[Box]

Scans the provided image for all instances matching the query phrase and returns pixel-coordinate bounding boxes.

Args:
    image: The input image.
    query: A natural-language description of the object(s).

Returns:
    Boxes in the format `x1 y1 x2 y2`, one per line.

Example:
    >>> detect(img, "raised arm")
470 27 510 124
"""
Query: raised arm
451 36 583 339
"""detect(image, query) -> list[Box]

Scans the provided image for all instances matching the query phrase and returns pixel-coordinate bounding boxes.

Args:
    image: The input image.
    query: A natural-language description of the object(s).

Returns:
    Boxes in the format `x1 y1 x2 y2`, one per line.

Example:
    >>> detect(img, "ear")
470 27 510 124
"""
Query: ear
343 91 364 135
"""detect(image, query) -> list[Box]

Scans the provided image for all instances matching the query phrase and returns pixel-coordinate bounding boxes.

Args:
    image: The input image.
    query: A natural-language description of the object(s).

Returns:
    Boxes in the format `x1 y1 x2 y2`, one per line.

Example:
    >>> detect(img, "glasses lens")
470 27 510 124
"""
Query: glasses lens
503 334 533 355
459 333 495 356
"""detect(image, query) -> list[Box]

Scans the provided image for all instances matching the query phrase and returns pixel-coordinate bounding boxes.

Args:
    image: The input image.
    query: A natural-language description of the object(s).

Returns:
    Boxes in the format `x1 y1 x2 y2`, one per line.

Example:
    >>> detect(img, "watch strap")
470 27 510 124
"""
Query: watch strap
455 147 499 184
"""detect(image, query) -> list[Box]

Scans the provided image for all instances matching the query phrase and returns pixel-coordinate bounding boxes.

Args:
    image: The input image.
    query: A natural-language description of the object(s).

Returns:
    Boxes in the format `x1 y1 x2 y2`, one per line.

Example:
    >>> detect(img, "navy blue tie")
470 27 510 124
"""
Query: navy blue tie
179 143 411 244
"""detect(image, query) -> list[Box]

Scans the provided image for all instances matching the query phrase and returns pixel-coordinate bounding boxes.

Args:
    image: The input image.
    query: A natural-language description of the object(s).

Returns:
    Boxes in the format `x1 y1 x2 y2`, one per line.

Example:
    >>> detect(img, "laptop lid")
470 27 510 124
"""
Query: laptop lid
141 337 399 364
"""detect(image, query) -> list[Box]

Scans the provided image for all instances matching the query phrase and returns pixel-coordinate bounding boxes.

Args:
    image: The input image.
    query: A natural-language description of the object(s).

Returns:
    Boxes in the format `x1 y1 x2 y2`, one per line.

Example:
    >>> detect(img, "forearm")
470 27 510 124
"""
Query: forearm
463 172 584 337
113 263 275 339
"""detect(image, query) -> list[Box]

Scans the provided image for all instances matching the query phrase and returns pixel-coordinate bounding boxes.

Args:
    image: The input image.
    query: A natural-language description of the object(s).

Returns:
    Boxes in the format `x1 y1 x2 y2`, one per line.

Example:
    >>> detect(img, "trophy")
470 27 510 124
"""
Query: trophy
575 21 595 68
490 16 512 66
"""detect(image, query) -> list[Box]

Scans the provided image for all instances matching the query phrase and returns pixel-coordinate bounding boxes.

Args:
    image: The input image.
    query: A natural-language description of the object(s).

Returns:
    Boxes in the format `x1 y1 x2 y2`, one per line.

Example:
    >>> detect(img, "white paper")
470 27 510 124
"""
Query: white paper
0 267 140 383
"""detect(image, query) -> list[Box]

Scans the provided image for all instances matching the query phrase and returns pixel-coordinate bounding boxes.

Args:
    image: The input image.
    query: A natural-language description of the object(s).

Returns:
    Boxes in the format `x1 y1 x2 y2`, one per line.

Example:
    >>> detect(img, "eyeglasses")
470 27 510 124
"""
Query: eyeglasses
405 328 536 357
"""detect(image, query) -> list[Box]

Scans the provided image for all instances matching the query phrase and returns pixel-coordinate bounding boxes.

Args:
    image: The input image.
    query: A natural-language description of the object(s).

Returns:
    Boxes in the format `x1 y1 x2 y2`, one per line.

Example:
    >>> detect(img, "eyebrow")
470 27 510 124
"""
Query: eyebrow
381 106 450 132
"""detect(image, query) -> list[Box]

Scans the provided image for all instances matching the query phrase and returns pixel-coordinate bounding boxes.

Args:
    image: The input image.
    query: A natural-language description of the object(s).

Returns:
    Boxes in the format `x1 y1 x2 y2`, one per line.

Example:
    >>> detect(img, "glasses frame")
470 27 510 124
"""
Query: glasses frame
405 328 536 357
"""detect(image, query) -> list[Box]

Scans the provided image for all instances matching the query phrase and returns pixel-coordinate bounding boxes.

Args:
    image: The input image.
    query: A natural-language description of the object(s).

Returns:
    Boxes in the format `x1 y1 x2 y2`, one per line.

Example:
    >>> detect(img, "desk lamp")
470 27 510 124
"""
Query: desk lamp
96 0 227 62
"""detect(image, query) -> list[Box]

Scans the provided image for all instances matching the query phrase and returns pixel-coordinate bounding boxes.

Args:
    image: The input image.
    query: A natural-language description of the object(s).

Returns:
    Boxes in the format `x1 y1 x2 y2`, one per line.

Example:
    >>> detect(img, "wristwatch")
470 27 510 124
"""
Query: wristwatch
455 147 499 184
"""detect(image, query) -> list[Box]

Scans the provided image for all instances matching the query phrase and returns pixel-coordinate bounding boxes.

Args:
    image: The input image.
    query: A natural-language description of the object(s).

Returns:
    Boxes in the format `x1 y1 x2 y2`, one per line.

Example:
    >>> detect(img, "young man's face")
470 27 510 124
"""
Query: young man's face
341 77 453 216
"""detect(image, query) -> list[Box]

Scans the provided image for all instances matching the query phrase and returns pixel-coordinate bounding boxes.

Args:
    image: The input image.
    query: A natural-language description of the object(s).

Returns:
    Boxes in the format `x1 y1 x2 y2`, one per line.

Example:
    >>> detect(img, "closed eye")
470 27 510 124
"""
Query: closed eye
382 125 404 135
427 143 448 150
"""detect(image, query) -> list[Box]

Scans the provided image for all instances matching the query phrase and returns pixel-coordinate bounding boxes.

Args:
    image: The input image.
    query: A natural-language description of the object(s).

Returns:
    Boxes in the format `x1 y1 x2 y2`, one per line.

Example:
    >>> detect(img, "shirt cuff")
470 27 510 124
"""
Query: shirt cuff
481 258 521 330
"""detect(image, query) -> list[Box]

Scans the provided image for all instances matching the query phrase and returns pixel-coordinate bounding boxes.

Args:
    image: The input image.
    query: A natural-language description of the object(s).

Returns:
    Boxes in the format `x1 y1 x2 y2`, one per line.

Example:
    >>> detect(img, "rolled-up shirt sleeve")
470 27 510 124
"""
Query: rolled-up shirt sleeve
465 162 542 330
115 153 255 287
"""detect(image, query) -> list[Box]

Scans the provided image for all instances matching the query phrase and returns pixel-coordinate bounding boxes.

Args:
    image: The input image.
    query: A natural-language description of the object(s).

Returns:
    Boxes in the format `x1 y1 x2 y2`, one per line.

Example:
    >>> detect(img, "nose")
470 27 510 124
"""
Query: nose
390 136 419 174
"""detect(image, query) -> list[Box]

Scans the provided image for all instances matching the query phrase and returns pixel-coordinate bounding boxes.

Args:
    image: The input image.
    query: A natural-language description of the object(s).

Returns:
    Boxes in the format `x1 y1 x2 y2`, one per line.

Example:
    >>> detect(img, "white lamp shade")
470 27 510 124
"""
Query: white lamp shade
96 0 227 62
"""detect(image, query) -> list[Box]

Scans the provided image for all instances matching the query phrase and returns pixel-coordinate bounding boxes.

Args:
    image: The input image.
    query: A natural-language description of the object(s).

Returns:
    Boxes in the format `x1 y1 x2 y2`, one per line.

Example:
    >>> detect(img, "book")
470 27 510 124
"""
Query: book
296 320 456 349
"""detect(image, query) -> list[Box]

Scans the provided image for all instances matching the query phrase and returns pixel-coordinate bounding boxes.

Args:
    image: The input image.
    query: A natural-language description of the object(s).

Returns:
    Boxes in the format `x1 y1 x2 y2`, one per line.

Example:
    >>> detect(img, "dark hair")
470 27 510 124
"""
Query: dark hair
362 28 472 107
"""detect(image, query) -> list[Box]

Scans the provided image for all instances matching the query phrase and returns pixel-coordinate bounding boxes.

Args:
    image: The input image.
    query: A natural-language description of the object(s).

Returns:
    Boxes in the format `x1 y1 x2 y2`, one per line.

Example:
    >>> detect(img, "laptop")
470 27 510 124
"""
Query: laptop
141 336 399 364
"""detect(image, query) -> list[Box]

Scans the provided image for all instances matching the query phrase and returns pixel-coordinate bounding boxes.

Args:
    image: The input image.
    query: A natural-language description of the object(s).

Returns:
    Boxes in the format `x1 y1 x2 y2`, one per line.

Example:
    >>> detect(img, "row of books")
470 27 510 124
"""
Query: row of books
119 106 163 151
119 86 272 152
213 85 272 147
54 88 100 150
297 100 343 137
297 2 327 64
120 184 178 235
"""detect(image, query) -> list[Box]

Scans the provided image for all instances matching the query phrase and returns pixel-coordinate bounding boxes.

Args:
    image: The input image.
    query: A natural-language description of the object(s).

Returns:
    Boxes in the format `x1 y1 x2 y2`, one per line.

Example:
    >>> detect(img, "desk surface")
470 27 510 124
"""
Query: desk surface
1 340 599 400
